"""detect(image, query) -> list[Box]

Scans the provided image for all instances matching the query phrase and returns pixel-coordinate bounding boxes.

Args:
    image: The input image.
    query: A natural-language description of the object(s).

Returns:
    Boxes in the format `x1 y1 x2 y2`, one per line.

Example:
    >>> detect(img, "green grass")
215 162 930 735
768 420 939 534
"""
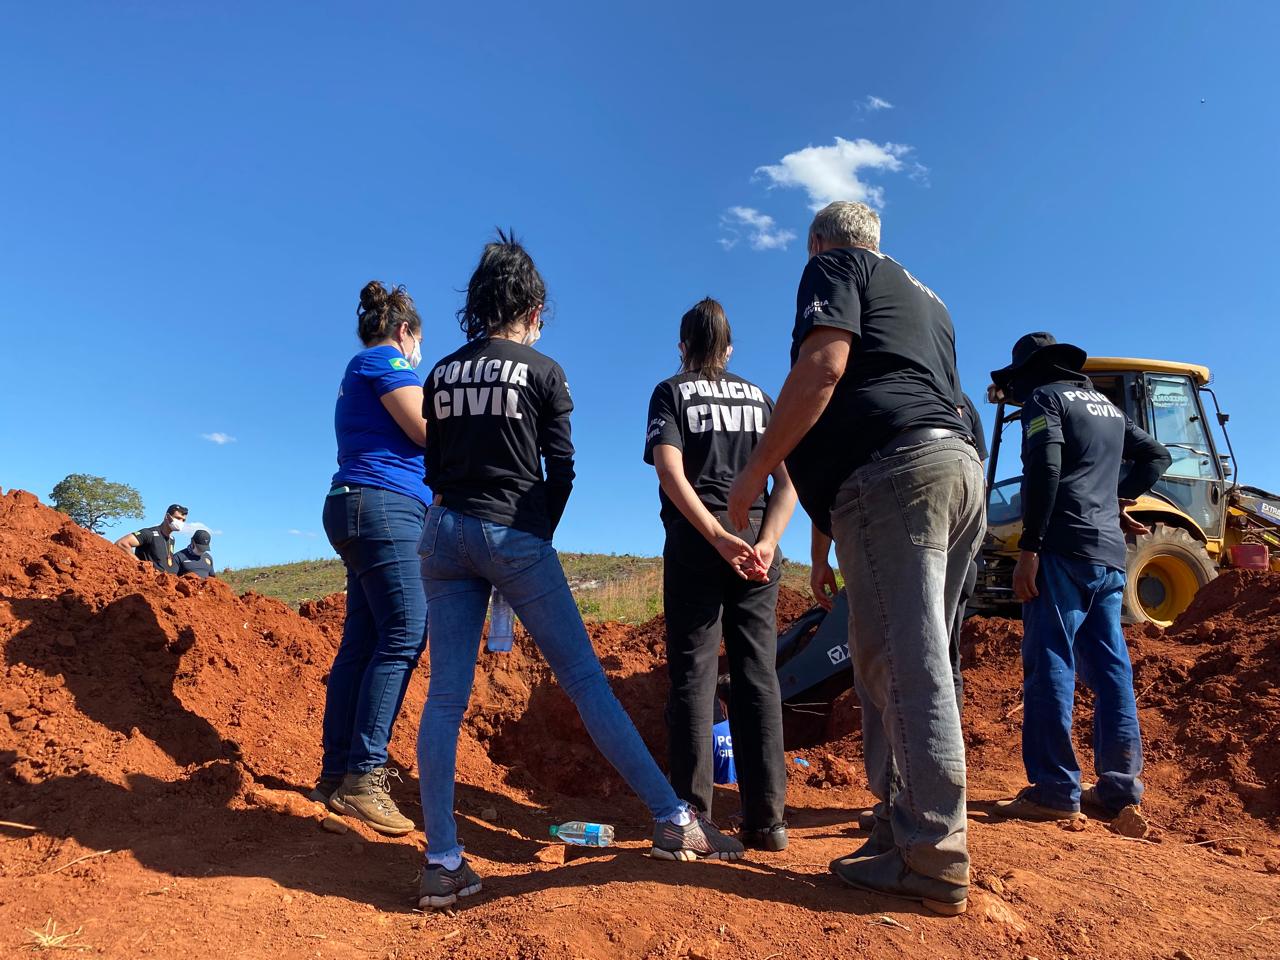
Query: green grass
223 552 813 624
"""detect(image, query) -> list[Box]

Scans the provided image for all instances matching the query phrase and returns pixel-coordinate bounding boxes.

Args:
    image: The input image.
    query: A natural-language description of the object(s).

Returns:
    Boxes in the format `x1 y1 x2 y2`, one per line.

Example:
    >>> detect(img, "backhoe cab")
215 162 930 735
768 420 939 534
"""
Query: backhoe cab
973 357 1280 627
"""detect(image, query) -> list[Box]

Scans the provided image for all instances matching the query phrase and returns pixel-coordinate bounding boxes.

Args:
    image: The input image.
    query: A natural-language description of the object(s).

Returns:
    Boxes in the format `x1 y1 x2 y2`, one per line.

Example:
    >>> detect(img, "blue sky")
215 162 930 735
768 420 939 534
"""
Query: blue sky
2 2 1277 570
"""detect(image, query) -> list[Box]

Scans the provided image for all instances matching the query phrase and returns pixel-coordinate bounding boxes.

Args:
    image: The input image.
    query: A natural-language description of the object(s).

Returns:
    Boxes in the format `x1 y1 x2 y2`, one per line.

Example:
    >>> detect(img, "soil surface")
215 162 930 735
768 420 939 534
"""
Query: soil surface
2 489 1278 958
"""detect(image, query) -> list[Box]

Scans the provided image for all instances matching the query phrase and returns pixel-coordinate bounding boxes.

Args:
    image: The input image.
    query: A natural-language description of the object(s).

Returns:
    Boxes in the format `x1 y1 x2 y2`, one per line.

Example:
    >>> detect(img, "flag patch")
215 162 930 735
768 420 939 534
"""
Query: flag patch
389 357 412 371
1026 415 1048 437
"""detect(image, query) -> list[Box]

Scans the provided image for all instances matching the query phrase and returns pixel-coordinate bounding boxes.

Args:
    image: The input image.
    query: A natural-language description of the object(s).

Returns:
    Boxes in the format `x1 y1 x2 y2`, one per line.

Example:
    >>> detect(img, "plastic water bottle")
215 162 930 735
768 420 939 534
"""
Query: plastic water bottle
549 821 615 847
487 588 514 653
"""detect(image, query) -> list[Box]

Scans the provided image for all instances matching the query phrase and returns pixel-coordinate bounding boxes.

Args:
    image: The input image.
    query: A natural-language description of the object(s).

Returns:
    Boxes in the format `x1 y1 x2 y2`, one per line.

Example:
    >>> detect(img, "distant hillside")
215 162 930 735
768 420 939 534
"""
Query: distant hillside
222 552 812 624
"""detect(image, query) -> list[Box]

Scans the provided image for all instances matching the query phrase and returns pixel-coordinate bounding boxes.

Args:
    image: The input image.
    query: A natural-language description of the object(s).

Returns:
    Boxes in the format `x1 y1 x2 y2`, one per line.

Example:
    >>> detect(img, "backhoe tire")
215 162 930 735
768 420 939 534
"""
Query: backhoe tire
1122 524 1216 627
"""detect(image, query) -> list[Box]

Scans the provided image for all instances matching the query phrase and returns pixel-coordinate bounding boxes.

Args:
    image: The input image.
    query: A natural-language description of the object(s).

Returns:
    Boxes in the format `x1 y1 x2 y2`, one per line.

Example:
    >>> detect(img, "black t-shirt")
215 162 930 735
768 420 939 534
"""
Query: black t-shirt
174 547 214 578
784 247 965 533
132 525 176 574
1019 379 1162 570
959 392 988 461
424 337 575 540
643 370 774 528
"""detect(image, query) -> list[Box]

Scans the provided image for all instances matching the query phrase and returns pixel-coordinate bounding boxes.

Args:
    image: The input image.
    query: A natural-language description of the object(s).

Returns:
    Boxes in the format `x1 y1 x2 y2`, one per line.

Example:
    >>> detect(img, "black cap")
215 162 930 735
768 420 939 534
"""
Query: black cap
990 332 1087 389
166 503 188 517
192 529 211 546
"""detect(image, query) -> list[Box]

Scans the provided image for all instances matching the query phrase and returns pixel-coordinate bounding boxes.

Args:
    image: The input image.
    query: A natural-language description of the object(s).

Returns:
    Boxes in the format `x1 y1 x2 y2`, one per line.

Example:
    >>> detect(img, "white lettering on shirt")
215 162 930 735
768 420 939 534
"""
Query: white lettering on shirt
431 358 529 421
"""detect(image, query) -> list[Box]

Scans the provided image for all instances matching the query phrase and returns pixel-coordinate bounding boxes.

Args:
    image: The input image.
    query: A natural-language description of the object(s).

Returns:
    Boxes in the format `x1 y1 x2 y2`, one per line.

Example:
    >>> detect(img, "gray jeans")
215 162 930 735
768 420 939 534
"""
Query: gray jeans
830 437 985 885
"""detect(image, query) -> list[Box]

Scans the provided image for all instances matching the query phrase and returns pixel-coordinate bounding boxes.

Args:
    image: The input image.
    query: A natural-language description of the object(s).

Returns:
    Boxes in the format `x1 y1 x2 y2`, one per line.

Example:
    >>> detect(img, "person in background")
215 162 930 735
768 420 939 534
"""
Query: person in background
416 232 743 910
644 297 797 852
174 529 215 578
314 281 429 837
115 504 187 574
990 332 1169 822
728 200 983 916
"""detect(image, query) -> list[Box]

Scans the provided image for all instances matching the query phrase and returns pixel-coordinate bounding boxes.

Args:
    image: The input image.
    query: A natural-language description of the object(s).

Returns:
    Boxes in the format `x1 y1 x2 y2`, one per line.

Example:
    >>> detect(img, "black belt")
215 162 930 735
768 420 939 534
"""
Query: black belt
871 427 974 461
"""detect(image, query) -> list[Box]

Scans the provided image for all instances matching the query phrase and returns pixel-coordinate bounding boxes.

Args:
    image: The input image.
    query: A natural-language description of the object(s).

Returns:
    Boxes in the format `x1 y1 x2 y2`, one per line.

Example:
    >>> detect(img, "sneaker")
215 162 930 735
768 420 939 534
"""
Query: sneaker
831 846 968 916
330 767 415 836
739 823 788 852
993 787 1084 823
307 774 344 805
652 815 745 861
417 859 482 909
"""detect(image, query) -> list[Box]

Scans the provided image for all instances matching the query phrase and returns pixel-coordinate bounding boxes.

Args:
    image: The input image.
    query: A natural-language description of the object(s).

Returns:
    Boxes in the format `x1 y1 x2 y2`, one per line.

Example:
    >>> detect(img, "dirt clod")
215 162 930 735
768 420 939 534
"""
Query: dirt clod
1110 805 1150 839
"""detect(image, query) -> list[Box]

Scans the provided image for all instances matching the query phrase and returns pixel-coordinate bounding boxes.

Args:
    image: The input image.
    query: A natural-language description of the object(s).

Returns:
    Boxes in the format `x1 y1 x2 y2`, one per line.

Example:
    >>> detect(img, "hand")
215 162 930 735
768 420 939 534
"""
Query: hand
713 529 760 580
1118 498 1150 536
726 468 766 531
1013 550 1040 602
750 539 778 583
810 558 838 611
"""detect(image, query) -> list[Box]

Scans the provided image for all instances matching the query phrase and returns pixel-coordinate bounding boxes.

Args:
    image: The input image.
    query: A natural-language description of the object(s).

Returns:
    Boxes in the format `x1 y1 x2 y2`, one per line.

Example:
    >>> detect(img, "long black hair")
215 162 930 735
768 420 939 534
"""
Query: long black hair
356 281 420 346
457 229 547 341
679 298 732 378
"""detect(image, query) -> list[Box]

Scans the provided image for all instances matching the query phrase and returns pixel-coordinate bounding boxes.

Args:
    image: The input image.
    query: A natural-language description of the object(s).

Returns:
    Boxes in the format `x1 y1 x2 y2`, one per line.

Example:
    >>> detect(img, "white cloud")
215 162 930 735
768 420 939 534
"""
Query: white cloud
288 529 318 538
756 137 919 210
202 432 236 445
865 95 894 111
185 521 223 538
719 206 797 252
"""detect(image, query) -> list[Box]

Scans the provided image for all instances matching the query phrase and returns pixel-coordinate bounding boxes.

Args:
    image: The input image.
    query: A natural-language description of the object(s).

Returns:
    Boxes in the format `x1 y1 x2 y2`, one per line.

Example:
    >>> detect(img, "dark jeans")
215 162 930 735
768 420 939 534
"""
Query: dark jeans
830 438 985 885
663 519 786 828
320 485 428 775
1021 551 1144 812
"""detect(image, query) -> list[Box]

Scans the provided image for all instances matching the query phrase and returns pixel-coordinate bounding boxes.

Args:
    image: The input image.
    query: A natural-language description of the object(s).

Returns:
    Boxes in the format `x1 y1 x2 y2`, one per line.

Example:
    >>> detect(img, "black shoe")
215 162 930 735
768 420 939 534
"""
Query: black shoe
651 814 745 861
831 847 968 916
307 774 344 804
740 823 788 852
418 859 483 909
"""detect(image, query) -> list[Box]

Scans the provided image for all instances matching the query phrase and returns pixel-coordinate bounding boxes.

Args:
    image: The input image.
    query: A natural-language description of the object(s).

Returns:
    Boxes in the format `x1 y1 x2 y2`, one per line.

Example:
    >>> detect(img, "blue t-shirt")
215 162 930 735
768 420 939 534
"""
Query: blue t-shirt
331 346 428 504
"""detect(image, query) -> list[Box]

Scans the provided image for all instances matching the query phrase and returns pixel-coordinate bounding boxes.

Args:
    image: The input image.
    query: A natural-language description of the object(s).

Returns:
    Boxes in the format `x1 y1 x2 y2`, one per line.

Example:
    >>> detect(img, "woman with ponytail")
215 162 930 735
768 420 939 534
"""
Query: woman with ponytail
314 281 429 837
643 297 797 852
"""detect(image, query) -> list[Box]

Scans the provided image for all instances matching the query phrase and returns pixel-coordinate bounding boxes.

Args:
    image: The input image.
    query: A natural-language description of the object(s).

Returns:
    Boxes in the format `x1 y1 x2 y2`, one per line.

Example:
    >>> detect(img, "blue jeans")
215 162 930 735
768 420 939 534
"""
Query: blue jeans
829 438 985 886
417 507 684 858
1021 551 1144 812
320 485 428 775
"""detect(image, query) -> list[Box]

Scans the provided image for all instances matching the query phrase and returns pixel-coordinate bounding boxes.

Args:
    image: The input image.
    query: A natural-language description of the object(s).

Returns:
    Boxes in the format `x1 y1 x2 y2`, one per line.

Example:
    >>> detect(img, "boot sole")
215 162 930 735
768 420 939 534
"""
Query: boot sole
649 846 743 862
993 803 1084 823
417 881 481 909
833 866 967 916
329 796 415 836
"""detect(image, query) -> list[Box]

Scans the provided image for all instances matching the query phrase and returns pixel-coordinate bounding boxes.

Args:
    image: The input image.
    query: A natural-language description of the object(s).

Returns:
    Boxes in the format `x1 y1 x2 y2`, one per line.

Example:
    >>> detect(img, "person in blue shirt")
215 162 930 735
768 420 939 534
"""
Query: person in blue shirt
174 529 215 578
314 280 429 837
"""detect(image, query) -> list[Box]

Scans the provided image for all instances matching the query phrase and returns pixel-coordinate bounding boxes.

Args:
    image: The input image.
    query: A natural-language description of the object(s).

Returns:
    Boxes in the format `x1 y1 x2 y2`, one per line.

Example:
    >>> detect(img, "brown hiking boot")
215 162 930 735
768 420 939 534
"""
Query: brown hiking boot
993 787 1084 823
330 767 415 835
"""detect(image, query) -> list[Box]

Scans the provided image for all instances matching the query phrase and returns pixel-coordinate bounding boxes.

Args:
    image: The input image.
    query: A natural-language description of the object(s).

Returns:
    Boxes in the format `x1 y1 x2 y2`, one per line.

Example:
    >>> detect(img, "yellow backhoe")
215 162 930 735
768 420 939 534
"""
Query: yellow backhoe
972 357 1280 626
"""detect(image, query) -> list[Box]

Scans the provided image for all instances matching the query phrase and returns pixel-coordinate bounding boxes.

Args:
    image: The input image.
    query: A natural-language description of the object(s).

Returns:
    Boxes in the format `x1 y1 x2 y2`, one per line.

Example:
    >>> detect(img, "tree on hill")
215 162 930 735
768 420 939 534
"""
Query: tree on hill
50 474 144 534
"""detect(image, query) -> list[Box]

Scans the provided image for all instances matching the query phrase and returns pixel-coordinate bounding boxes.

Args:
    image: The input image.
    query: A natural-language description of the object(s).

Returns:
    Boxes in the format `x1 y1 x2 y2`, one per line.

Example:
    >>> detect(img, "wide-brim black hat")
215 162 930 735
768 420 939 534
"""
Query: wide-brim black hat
990 331 1087 389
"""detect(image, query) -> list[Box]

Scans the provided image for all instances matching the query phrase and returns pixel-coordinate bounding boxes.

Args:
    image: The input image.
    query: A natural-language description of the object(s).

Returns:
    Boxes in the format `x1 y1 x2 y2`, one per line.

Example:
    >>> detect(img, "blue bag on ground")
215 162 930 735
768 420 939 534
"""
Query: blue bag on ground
712 718 736 785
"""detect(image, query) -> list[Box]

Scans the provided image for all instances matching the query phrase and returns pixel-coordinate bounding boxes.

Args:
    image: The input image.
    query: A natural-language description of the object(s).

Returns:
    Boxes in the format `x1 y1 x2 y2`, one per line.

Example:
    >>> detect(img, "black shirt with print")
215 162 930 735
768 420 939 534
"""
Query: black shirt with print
424 337 575 540
643 370 774 529
785 247 966 535
132 525 177 574
1019 379 1168 570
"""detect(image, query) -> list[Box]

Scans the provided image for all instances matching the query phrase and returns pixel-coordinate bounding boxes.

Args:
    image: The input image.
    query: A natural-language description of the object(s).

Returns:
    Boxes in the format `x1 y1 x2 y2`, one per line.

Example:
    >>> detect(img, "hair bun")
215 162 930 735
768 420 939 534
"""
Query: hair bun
359 280 390 312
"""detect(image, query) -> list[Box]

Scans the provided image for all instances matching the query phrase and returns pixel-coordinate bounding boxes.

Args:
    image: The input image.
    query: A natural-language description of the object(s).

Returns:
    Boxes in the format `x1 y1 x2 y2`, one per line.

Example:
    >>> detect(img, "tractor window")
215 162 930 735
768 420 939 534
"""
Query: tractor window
987 476 1023 525
1145 375 1218 481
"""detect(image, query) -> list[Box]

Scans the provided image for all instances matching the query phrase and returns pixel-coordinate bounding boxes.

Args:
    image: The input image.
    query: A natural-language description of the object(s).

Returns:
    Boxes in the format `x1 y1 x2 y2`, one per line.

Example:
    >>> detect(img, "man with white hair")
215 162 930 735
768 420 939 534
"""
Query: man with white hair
728 200 984 915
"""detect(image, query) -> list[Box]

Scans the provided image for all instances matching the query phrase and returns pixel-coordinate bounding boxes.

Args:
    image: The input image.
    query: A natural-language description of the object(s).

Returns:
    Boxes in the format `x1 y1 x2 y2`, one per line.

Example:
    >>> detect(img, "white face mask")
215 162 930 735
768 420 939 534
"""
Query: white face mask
169 518 185 533
407 337 423 369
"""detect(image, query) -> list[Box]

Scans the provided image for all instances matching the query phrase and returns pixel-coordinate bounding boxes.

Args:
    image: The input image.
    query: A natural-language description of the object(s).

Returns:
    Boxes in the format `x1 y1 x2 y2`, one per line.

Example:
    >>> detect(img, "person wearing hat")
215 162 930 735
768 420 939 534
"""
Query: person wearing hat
174 529 215 578
115 504 188 574
990 332 1170 822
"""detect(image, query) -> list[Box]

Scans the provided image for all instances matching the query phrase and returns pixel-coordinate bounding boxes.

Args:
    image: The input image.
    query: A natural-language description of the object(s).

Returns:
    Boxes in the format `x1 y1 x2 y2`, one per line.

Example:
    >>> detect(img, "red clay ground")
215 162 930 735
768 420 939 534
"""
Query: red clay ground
1 488 1278 959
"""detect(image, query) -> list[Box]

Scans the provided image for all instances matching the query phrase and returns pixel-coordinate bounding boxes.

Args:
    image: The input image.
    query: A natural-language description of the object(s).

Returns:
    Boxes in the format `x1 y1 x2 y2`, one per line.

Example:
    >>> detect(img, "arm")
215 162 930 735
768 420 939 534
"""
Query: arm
115 532 140 554
540 367 576 536
809 524 838 610
753 462 798 573
652 445 760 579
727 326 852 527
1117 417 1171 500
1013 392 1064 601
380 385 427 446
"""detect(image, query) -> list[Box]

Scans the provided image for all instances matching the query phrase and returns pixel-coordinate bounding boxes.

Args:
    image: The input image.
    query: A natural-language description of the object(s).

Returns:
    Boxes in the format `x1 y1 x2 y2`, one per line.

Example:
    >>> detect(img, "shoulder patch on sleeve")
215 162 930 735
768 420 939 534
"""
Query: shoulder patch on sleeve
388 357 412 371
1026 415 1048 438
